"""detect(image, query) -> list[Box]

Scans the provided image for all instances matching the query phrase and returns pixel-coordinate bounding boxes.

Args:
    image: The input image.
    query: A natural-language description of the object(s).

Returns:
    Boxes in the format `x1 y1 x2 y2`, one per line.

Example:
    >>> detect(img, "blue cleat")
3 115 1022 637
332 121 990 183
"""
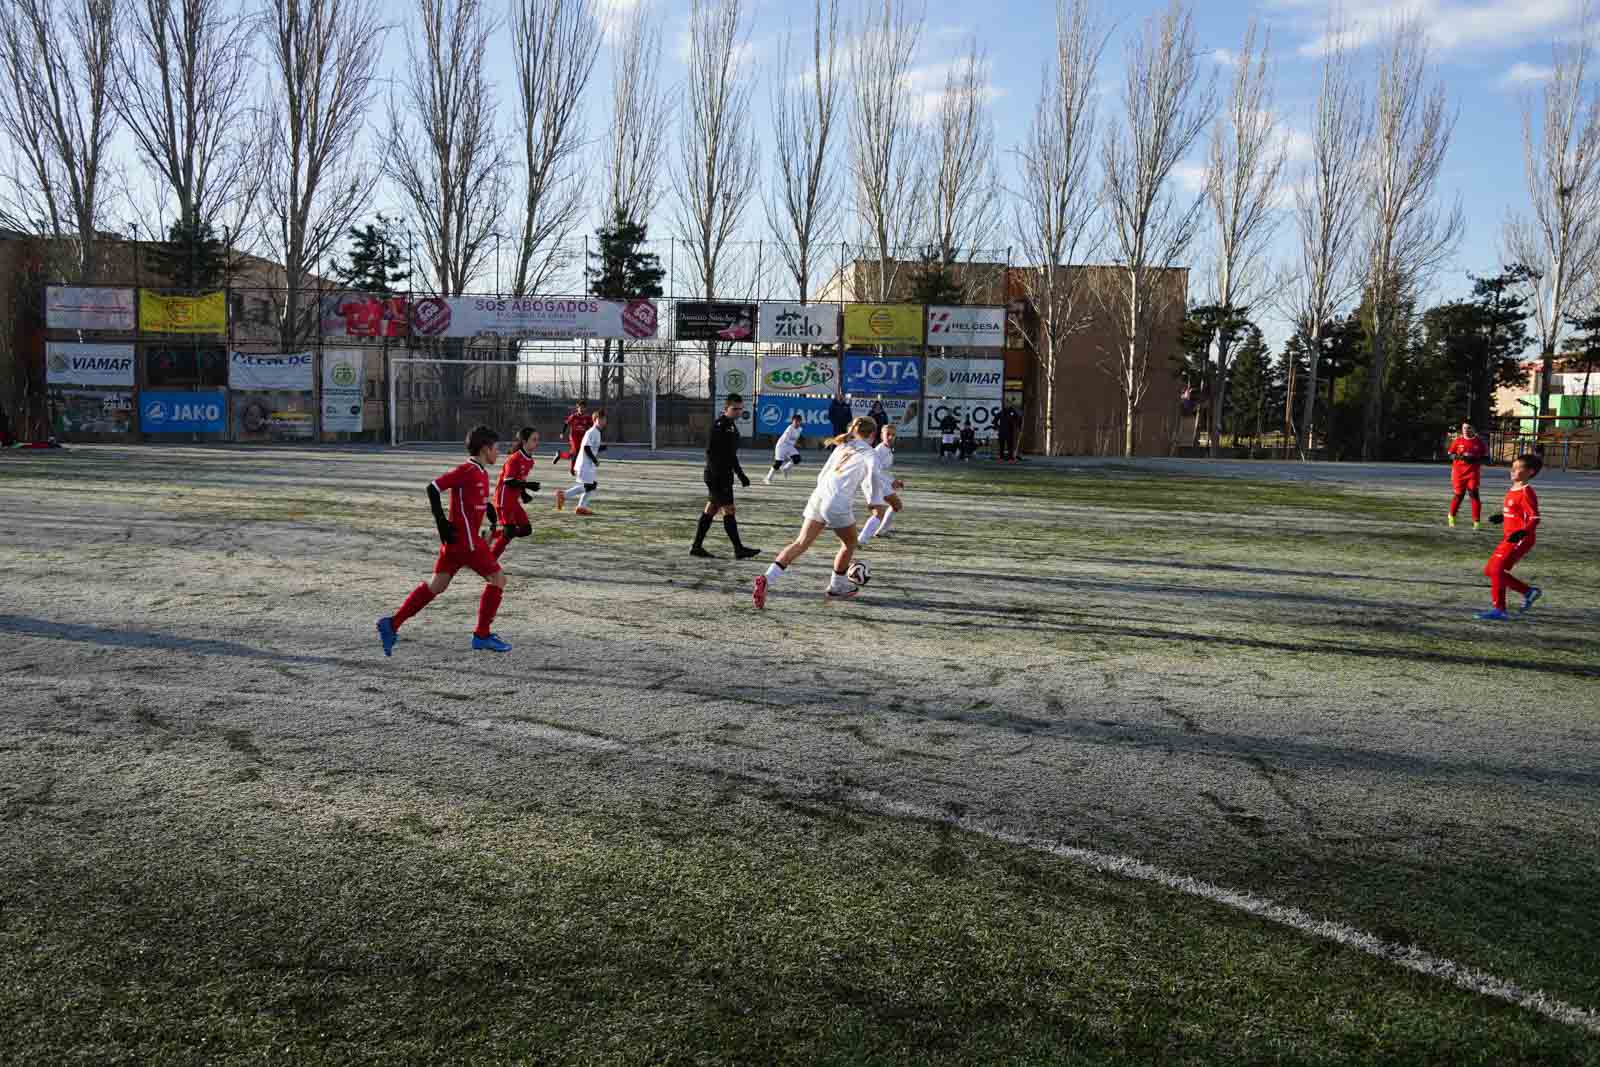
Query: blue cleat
471 632 512 653
1521 586 1543 613
377 616 397 656
1474 608 1511 622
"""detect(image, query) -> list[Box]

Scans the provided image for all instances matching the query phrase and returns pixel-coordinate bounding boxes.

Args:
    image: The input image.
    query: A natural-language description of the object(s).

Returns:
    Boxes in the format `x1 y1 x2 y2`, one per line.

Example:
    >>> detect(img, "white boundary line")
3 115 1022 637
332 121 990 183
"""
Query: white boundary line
480 718 1600 1037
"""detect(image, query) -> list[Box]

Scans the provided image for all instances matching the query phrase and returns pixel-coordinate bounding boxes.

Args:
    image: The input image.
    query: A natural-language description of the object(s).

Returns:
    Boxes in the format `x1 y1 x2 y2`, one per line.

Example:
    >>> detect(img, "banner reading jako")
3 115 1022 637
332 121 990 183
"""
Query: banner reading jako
46 287 136 331
843 304 923 346
757 302 839 344
139 291 227 334
713 354 756 435
408 296 658 340
675 302 757 342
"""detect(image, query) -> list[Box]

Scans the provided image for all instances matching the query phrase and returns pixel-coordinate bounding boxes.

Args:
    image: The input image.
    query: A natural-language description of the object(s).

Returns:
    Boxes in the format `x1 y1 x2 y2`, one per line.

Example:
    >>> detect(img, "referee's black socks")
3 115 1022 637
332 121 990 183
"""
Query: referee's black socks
693 512 715 549
723 515 745 550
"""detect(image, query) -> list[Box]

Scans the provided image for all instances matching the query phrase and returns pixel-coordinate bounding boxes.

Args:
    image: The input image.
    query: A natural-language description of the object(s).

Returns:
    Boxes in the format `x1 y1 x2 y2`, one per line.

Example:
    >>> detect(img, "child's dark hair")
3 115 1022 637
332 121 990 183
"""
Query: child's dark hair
466 425 499 455
1515 452 1544 473
517 425 537 443
725 392 743 406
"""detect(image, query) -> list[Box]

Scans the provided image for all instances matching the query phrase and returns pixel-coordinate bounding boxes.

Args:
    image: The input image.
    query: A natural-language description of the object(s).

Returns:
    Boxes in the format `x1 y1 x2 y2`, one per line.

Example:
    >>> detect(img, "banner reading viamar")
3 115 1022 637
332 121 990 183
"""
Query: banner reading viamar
754 395 833 434
140 390 226 433
842 353 921 397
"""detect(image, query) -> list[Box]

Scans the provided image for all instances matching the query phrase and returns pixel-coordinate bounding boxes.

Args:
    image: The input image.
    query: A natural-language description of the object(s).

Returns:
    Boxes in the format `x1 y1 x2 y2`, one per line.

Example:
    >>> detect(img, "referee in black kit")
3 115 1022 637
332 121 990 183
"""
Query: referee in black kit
691 393 763 560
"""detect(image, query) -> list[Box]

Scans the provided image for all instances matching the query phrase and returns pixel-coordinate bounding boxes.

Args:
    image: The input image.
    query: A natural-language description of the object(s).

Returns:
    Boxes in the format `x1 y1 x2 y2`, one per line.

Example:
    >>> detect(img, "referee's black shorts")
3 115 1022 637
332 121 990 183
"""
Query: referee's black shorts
704 469 735 508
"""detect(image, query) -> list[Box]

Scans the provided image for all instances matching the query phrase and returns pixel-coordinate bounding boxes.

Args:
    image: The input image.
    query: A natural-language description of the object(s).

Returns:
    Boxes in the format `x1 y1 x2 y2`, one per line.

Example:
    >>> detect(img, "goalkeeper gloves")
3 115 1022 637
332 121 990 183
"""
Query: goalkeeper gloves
1489 514 1503 525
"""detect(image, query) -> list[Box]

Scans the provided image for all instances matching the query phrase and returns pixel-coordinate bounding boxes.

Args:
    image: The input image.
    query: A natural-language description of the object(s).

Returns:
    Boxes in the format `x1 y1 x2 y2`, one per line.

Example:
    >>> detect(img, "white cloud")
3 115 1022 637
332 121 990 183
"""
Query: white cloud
1273 0 1586 57
598 0 643 46
1173 161 1208 195
1498 61 1556 87
1209 48 1239 68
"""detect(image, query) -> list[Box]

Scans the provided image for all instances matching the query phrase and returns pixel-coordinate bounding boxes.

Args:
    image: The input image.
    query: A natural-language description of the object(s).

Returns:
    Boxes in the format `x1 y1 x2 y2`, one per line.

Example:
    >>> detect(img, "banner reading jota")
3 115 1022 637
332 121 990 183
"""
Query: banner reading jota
46 343 135 387
46 287 136 330
321 349 365 433
842 352 921 397
675 302 757 342
139 291 227 334
229 351 315 391
714 354 756 435
408 296 658 340
758 302 839 344
755 394 833 435
843 304 922 346
926 306 1005 348
758 355 838 395
924 356 1004 401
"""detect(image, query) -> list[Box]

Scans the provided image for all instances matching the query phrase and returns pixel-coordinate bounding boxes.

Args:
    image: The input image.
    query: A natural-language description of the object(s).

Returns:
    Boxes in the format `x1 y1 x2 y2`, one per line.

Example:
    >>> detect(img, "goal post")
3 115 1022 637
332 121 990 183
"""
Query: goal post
389 357 658 450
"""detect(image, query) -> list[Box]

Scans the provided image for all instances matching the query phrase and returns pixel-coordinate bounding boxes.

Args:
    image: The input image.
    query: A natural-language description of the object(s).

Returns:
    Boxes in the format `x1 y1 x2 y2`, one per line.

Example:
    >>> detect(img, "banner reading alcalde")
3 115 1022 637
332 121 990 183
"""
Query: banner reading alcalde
46 342 135 387
408 296 658 340
843 304 922 346
229 351 314 391
757 355 839 395
926 306 1005 348
47 287 136 330
758 302 839 344
924 356 1004 400
139 291 227 334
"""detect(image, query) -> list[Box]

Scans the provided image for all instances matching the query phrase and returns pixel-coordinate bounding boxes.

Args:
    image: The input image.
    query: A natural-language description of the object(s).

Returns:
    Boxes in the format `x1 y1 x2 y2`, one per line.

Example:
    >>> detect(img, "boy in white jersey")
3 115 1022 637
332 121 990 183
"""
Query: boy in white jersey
555 409 606 516
764 413 806 483
753 417 882 608
857 424 904 547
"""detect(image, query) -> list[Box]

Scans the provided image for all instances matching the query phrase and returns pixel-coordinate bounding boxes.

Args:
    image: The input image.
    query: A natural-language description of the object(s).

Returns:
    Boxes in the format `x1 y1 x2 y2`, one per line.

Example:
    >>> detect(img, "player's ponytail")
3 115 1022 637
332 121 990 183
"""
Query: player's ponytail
824 415 877 448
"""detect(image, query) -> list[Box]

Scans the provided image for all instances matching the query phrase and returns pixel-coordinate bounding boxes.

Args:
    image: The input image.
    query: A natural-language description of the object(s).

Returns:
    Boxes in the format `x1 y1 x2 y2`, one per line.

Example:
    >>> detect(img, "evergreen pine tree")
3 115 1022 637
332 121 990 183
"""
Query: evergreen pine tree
144 216 229 291
586 210 665 408
907 247 965 307
1225 325 1271 447
331 216 412 295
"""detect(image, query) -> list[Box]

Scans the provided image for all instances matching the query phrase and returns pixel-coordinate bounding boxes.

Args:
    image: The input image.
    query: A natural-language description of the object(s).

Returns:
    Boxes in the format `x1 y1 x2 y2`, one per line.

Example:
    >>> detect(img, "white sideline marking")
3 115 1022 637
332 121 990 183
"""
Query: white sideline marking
479 717 1600 1037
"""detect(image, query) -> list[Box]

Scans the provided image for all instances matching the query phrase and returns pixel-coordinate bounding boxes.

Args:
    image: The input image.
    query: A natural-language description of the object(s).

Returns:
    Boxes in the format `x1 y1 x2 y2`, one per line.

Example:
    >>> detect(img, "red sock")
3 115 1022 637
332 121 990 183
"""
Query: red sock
393 583 435 630
475 585 503 639
490 531 510 558
1470 495 1481 522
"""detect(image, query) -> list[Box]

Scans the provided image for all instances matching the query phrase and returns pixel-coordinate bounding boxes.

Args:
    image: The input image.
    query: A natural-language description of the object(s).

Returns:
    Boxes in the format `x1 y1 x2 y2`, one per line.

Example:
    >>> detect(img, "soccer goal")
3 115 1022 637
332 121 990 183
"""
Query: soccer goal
389 357 659 449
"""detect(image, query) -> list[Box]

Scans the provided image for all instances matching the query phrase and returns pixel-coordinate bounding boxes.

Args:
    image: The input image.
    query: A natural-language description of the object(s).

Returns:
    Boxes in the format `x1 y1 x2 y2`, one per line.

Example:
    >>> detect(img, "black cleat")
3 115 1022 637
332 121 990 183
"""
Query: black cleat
735 546 762 560
689 545 716 559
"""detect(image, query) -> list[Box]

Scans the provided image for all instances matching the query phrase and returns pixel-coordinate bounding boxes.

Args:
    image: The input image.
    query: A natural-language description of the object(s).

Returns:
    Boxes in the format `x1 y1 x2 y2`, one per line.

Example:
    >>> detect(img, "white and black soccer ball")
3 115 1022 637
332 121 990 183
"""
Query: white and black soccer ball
846 559 871 587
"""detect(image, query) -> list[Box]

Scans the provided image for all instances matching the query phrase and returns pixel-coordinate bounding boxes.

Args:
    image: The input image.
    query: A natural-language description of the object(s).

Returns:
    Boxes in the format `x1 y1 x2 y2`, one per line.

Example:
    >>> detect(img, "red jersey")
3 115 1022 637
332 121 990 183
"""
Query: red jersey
495 447 535 511
433 460 492 550
1448 435 1487 468
565 411 593 441
1499 483 1540 540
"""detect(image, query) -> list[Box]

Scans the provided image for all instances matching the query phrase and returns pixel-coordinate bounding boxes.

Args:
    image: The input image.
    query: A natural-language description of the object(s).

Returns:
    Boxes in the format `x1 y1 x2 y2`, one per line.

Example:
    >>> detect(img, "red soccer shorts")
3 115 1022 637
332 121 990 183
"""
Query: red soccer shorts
1452 465 1481 493
498 499 529 529
1484 536 1533 580
434 538 502 578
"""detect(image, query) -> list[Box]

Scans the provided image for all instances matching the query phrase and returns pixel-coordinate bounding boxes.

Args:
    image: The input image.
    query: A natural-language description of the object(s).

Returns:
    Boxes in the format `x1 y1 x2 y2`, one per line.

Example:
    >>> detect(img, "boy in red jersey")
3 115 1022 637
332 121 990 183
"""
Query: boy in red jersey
490 426 540 559
555 400 592 475
1446 420 1490 528
377 425 513 654
1475 453 1543 621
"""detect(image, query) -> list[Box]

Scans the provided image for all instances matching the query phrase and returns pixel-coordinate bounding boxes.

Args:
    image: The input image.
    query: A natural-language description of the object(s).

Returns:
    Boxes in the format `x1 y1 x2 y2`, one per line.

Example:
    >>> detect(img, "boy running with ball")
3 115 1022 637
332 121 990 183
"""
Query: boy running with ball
1476 453 1544 621
377 425 513 655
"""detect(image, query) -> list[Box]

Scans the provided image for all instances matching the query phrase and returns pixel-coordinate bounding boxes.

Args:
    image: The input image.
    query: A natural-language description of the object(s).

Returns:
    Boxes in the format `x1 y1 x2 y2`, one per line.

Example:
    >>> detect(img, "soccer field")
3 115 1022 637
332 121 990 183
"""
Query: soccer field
2 445 1598 1064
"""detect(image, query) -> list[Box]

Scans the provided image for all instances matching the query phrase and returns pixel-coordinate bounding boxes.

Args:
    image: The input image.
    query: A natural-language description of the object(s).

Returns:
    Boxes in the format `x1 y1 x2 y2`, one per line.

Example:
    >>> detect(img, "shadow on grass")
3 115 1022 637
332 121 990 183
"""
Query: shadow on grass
1077 555 1484 588
0 614 350 668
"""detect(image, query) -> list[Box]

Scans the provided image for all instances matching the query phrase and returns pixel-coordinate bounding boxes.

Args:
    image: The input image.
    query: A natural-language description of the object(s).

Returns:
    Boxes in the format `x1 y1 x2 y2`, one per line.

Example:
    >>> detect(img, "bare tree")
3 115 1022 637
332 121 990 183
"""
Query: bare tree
1099 0 1215 456
1360 18 1462 459
260 0 385 346
113 0 262 239
1286 21 1367 455
1200 19 1285 457
604 0 668 228
765 0 842 302
846 0 924 301
509 0 601 297
387 0 505 296
1505 4 1600 420
0 0 120 282
671 0 759 383
1012 0 1105 456
930 36 1000 265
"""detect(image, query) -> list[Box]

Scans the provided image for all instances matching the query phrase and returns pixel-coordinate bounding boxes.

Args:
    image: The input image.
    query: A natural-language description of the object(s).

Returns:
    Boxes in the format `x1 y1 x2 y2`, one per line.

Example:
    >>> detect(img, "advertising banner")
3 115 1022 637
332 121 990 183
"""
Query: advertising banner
145 345 227 387
228 290 283 344
320 293 409 338
754 394 833 435
408 295 658 340
46 286 136 331
50 389 133 435
924 397 1002 435
46 343 135 387
843 304 922 346
924 356 1004 400
758 302 839 344
842 352 921 397
926 306 1005 348
850 397 920 438
140 390 226 433
321 348 365 433
675 301 757 342
713 354 756 435
235 391 315 441
139 291 227 334
757 355 839 395
229 351 315 391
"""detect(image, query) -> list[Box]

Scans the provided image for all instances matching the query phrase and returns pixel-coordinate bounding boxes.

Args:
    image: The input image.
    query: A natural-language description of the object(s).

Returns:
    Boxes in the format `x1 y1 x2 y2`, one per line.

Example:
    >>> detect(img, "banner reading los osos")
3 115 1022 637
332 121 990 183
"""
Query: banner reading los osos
924 356 1004 401
229 351 314 391
758 302 839 344
926 305 1005 348
322 349 365 433
46 343 134 387
47 286 136 331
408 296 658 340
758 355 838 395
842 353 921 397
924 398 1002 435
714 355 757 434
755 394 833 435
141 390 226 433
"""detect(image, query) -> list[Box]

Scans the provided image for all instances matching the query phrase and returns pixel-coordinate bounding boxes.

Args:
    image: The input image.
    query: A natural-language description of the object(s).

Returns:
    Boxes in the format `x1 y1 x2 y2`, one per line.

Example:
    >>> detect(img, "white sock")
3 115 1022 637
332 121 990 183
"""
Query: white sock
859 514 882 544
763 562 784 585
565 481 591 507
828 570 851 593
878 510 894 536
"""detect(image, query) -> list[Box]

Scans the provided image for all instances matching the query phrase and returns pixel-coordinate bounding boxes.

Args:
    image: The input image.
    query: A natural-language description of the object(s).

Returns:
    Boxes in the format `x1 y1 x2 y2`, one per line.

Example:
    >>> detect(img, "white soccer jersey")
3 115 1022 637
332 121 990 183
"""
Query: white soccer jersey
871 440 896 499
575 424 602 482
774 423 803 462
803 439 882 529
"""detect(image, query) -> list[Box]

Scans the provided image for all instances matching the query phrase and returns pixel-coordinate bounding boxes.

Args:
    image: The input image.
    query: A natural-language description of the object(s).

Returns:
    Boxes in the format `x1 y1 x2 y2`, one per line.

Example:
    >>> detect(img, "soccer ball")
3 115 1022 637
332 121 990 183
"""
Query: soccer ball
847 559 871 587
